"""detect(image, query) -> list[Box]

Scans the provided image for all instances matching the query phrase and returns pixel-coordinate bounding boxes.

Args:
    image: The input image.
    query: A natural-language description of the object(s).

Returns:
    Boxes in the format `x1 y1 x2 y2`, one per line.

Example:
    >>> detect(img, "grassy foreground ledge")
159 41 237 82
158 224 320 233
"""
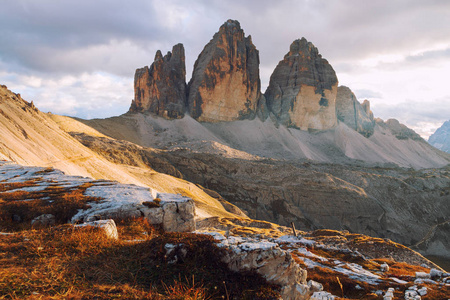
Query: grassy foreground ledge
0 219 281 299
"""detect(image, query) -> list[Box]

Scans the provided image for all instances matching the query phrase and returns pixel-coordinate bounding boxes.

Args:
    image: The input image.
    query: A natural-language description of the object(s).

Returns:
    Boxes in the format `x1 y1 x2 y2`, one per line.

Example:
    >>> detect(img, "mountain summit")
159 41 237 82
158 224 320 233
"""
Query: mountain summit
429 120 450 153
187 19 261 122
265 38 338 131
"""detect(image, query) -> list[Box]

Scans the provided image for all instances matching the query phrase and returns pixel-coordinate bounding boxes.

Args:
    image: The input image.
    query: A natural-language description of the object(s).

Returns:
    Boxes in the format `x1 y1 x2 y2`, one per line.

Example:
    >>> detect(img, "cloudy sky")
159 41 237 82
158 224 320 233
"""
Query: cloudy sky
1 0 449 138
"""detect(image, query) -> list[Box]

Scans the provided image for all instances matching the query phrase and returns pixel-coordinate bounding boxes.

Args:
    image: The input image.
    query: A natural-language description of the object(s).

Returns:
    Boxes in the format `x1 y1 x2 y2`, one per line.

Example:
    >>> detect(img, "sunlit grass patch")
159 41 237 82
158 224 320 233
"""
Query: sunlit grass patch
372 258 429 278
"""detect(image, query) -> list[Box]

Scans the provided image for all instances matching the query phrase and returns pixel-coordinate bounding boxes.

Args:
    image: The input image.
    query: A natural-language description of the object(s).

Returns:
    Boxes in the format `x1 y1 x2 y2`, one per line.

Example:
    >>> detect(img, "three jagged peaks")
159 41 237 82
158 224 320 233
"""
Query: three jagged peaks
130 19 374 135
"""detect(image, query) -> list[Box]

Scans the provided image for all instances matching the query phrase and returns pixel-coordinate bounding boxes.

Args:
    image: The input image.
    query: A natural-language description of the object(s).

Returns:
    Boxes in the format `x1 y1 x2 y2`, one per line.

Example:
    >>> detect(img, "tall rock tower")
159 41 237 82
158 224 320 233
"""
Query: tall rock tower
335 86 375 137
264 38 338 131
187 20 261 122
130 43 186 119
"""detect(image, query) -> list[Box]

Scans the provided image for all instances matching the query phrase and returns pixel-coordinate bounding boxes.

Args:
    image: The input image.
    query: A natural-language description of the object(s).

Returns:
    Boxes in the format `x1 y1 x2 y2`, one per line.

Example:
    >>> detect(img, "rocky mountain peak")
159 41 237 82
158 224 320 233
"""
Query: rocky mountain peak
286 37 318 59
187 19 261 122
264 37 338 131
130 43 186 119
154 49 163 61
429 120 450 153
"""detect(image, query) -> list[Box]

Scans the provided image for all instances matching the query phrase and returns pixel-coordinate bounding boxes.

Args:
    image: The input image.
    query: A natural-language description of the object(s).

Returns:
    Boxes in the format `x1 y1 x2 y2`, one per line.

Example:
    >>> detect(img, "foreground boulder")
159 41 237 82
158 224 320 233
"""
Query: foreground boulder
75 219 119 240
203 232 311 299
265 38 338 131
130 44 186 118
336 86 375 137
187 19 261 122
71 185 196 233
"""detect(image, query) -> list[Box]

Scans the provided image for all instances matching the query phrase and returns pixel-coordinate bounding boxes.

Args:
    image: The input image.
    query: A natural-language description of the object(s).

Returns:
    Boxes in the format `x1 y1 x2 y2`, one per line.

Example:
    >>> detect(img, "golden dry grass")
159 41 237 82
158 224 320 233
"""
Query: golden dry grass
0 219 281 299
0 182 100 231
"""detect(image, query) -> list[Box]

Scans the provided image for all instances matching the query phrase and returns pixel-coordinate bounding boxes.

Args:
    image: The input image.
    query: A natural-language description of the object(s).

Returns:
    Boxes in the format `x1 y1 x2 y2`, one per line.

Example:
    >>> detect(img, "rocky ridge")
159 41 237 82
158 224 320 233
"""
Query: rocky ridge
65 124 450 262
129 19 435 146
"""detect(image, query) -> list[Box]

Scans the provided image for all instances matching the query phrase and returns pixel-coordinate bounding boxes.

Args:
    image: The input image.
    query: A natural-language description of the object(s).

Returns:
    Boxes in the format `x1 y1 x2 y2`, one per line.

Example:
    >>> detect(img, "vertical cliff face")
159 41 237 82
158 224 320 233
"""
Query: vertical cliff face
264 38 338 131
187 20 261 122
130 44 186 119
336 86 375 137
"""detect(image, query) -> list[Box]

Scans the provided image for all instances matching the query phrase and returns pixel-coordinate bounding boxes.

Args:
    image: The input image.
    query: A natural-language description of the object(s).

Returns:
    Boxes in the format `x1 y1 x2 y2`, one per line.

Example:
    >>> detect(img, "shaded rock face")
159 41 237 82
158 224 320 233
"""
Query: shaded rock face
413 221 450 259
265 38 338 131
336 86 375 137
429 120 450 153
187 20 261 122
220 237 309 299
130 44 186 119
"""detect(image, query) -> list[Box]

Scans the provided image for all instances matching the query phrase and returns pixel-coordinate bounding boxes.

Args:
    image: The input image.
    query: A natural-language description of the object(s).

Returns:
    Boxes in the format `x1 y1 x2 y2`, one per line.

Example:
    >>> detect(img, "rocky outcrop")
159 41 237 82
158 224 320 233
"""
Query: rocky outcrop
413 221 450 259
376 118 424 141
156 193 196 232
130 44 186 119
0 161 196 233
187 20 261 122
264 38 338 131
202 232 310 299
429 120 450 153
336 86 375 137
71 186 196 232
75 219 119 239
31 214 56 226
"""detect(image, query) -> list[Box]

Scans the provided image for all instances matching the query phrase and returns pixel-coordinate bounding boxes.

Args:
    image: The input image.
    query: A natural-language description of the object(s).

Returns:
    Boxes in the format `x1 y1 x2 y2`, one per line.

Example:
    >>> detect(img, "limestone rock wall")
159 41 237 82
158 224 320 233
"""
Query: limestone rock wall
264 38 338 131
187 20 261 122
130 44 186 119
336 86 375 137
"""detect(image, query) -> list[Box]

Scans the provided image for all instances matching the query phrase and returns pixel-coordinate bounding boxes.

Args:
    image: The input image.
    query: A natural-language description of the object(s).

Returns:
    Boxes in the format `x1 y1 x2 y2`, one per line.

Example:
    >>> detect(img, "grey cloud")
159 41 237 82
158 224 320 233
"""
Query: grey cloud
354 89 383 100
405 48 450 63
0 0 181 76
3 0 450 78
1 0 450 122
373 97 450 124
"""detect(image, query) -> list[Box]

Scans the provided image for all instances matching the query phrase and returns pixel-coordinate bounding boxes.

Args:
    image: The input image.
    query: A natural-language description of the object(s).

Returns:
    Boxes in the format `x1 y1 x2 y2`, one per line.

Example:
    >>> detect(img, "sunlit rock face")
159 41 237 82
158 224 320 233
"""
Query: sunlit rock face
187 20 261 122
336 86 375 137
130 44 186 119
264 38 338 131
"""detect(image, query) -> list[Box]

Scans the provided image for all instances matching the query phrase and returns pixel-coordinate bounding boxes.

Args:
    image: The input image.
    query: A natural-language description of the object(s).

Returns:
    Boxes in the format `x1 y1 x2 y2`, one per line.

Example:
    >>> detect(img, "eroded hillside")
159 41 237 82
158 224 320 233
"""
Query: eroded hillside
62 127 450 261
0 85 242 220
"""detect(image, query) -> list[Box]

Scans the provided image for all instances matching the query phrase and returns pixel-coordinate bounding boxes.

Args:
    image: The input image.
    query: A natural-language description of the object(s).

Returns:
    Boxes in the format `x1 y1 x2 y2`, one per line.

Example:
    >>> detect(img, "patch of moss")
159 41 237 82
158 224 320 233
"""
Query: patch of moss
142 198 161 208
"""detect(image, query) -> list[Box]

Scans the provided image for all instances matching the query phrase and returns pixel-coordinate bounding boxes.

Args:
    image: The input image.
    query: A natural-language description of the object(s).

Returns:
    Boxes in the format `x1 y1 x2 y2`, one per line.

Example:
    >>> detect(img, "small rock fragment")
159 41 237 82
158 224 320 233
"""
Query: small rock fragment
75 219 118 240
31 214 55 226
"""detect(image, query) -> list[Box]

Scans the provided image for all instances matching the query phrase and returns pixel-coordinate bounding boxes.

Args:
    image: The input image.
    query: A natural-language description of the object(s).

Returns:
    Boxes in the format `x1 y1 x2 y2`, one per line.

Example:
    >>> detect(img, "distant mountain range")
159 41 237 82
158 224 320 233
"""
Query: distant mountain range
429 120 450 153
